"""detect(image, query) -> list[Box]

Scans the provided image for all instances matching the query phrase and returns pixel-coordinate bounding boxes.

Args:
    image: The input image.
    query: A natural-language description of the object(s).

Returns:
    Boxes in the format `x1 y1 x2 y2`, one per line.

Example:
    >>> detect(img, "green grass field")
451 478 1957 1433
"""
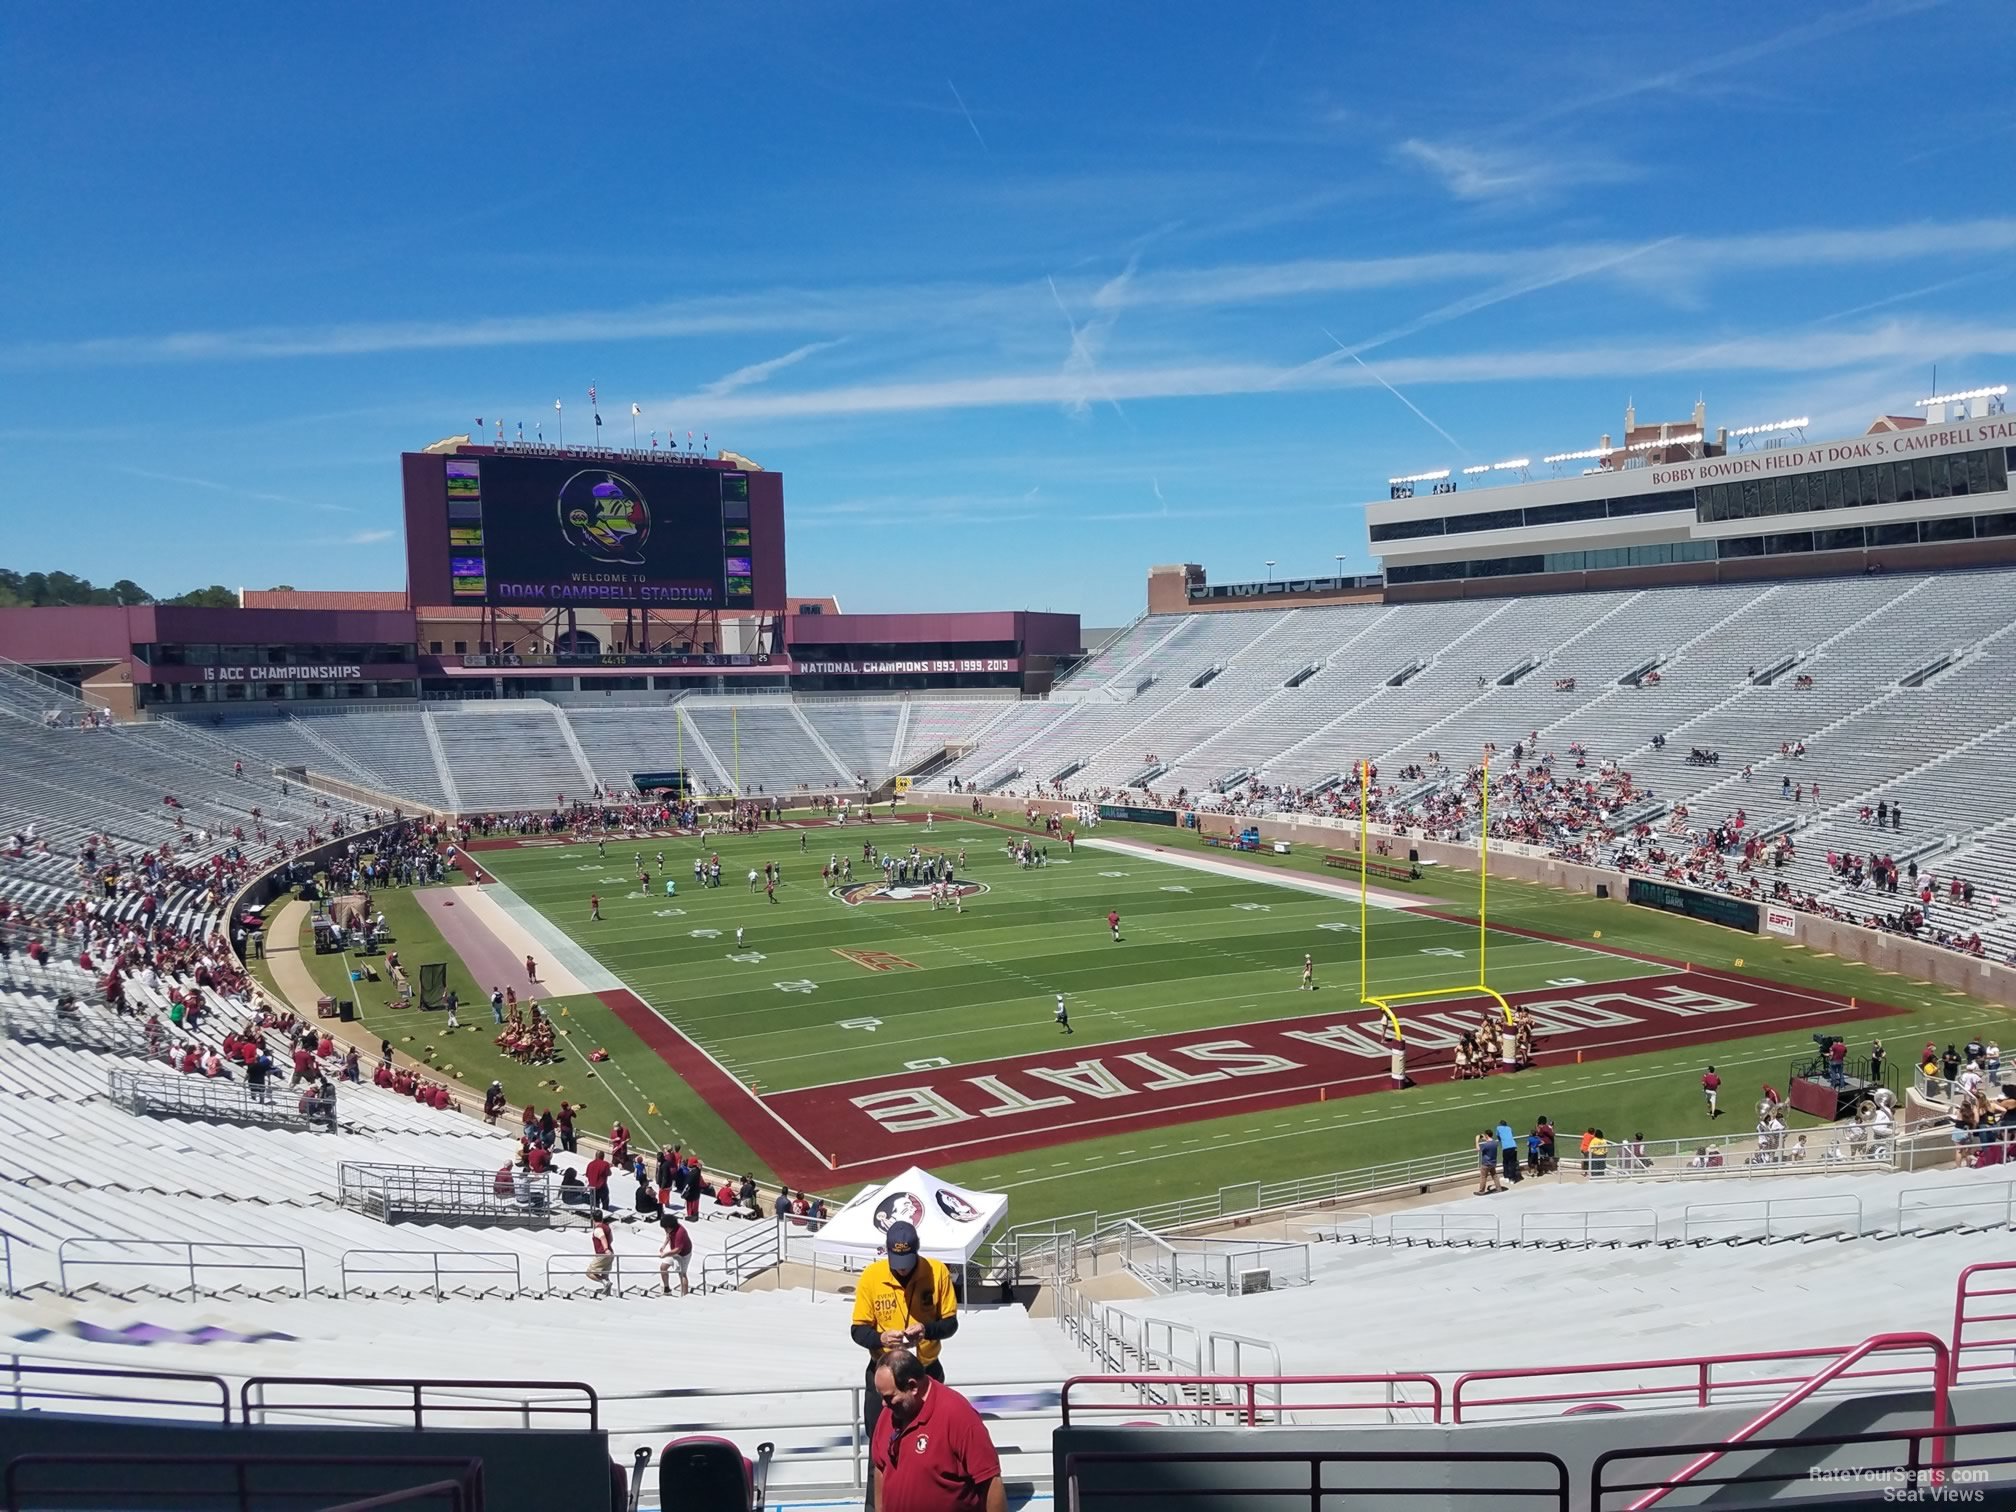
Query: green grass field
427 812 2016 1233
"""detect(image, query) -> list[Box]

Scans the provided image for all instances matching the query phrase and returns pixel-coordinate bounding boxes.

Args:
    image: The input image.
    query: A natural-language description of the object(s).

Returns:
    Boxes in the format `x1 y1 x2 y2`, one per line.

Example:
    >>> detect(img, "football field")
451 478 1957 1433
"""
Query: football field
461 813 1939 1220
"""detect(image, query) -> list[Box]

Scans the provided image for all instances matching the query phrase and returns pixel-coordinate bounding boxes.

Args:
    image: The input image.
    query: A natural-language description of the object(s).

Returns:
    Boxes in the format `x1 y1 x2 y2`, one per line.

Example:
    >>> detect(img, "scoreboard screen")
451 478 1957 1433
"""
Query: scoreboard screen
404 450 783 611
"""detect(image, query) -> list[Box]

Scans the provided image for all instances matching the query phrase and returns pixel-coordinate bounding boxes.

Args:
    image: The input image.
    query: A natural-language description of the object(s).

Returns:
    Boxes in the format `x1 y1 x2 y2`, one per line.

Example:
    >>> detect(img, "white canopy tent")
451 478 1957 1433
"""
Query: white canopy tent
809 1166 1008 1268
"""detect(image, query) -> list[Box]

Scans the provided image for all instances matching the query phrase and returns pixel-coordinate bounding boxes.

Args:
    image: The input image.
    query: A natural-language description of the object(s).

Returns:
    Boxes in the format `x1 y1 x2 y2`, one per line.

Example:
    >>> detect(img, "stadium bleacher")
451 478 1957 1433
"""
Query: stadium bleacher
9 572 2016 1504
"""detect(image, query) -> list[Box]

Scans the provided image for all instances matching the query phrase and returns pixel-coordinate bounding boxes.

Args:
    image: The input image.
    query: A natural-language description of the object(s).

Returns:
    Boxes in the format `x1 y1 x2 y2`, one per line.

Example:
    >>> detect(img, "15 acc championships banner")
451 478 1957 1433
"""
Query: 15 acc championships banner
438 453 755 610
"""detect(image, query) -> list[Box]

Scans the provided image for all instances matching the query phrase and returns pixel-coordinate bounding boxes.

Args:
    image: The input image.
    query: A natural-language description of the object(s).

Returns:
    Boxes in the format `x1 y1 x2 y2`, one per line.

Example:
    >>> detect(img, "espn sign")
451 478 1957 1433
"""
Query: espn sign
1763 904 1799 938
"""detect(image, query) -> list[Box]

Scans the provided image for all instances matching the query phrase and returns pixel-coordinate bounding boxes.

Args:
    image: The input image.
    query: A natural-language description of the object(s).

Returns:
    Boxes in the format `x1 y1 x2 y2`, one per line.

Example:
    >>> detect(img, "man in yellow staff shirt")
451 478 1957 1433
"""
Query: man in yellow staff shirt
850 1221 957 1510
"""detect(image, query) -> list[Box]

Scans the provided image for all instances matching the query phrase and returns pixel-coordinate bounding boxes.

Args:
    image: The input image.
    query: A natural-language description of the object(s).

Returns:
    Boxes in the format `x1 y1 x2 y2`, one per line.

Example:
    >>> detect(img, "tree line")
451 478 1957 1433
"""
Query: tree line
0 570 298 610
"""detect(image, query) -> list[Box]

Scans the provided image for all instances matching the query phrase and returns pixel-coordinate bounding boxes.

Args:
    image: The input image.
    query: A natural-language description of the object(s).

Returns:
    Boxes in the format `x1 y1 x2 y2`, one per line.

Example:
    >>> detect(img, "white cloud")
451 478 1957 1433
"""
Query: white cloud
699 339 847 398
1049 256 1138 418
9 214 2014 370
1394 138 1635 201
642 317 2016 424
1509 0 1946 131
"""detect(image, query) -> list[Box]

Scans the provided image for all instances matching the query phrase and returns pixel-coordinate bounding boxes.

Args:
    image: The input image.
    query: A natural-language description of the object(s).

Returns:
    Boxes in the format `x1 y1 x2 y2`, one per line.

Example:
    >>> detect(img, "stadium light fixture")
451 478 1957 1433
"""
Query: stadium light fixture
1490 458 1531 471
1917 385 2008 406
1626 431 1702 452
1727 417 1809 438
1460 464 1492 476
1543 446 1612 464
1387 468 1451 485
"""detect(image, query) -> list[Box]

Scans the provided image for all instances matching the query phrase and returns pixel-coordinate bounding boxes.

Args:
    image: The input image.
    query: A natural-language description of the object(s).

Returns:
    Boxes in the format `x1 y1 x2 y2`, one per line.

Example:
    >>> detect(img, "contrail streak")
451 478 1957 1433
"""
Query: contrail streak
947 80 988 153
1321 332 1467 455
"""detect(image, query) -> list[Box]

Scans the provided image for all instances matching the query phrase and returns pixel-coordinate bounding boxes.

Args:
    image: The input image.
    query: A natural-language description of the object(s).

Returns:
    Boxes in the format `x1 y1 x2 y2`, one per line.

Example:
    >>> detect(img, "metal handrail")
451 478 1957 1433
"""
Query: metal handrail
0 1233 11 1297
239 1376 598 1432
107 1067 329 1129
1595 1419 2016 1509
338 1249 523 1299
337 1162 553 1223
1680 1192 1863 1241
698 1215 781 1293
1952 1260 2016 1385
56 1238 307 1298
1517 1208 1659 1245
2 1454 484 1512
984 1126 1892 1280
1390 1211 1501 1244
0 1358 232 1421
1450 1341 1943 1422
1062 1373 1445 1426
1621 1331 1949 1510
1061 1447 1570 1510
543 1251 664 1297
0 998 150 1054
1902 1177 2016 1233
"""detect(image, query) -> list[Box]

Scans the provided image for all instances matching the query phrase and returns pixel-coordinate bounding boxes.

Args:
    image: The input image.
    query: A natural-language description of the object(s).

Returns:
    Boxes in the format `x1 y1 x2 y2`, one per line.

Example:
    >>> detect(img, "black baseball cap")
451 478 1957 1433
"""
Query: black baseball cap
885 1220 920 1273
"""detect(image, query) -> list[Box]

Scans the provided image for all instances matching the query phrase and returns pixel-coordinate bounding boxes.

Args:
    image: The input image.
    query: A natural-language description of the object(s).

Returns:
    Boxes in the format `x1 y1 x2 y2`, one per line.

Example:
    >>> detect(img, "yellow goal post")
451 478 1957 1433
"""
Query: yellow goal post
1358 752 1514 1046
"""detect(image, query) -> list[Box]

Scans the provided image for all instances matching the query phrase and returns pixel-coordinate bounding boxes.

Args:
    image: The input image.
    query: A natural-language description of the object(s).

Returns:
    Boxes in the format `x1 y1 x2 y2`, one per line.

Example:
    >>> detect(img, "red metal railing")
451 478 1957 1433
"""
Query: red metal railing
1619 1331 1949 1510
1449 1342 1938 1422
1061 1373 1443 1426
1953 1260 2016 1387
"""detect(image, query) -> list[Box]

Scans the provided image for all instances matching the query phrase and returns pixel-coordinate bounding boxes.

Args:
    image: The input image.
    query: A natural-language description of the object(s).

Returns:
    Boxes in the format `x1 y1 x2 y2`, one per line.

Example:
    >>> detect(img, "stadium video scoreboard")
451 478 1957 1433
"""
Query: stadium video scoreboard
403 449 785 611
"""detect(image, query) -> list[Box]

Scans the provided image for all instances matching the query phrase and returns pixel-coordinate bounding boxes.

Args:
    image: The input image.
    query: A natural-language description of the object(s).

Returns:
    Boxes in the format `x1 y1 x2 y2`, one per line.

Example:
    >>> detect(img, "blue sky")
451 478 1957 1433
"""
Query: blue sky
2 1 2012 623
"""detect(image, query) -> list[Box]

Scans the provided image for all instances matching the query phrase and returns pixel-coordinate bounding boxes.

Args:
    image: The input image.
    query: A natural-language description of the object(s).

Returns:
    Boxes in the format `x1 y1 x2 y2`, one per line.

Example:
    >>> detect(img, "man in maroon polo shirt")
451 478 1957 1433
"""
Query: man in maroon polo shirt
870 1350 1004 1512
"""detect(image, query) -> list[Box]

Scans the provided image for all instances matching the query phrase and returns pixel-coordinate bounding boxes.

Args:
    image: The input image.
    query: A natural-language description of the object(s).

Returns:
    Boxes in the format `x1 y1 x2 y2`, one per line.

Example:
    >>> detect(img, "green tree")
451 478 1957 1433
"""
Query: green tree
166 585 238 609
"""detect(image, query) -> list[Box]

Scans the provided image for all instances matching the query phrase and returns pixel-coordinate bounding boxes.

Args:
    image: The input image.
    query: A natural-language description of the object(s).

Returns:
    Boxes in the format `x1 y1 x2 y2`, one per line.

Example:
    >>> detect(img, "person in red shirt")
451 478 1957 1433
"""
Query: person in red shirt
1106 909 1121 943
870 1350 1004 1512
584 1152 612 1211
1701 1065 1721 1120
525 954 538 983
589 893 601 922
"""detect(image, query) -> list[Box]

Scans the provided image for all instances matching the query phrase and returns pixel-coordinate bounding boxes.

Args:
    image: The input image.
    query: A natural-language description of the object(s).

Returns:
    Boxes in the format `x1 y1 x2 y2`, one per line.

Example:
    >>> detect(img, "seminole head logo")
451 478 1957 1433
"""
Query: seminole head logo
558 471 651 565
833 880 989 906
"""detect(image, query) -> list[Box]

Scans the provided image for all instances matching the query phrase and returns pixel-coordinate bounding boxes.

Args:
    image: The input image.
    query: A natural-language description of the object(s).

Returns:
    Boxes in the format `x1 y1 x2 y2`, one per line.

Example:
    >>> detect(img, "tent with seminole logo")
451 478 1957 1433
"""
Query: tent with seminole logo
809 1165 1007 1268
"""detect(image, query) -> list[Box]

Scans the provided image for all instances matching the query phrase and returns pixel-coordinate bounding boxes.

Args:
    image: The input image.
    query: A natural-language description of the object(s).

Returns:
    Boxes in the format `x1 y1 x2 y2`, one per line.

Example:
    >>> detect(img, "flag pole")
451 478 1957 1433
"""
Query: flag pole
555 400 564 449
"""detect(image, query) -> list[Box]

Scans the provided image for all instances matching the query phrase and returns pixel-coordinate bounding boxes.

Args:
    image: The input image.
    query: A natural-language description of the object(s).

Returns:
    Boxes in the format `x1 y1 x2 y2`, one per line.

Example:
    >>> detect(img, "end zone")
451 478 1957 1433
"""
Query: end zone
758 971 1898 1178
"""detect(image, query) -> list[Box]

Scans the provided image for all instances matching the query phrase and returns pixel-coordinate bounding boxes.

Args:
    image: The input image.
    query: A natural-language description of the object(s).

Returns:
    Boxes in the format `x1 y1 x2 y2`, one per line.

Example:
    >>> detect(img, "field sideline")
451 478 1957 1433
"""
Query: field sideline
443 811 2015 1224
